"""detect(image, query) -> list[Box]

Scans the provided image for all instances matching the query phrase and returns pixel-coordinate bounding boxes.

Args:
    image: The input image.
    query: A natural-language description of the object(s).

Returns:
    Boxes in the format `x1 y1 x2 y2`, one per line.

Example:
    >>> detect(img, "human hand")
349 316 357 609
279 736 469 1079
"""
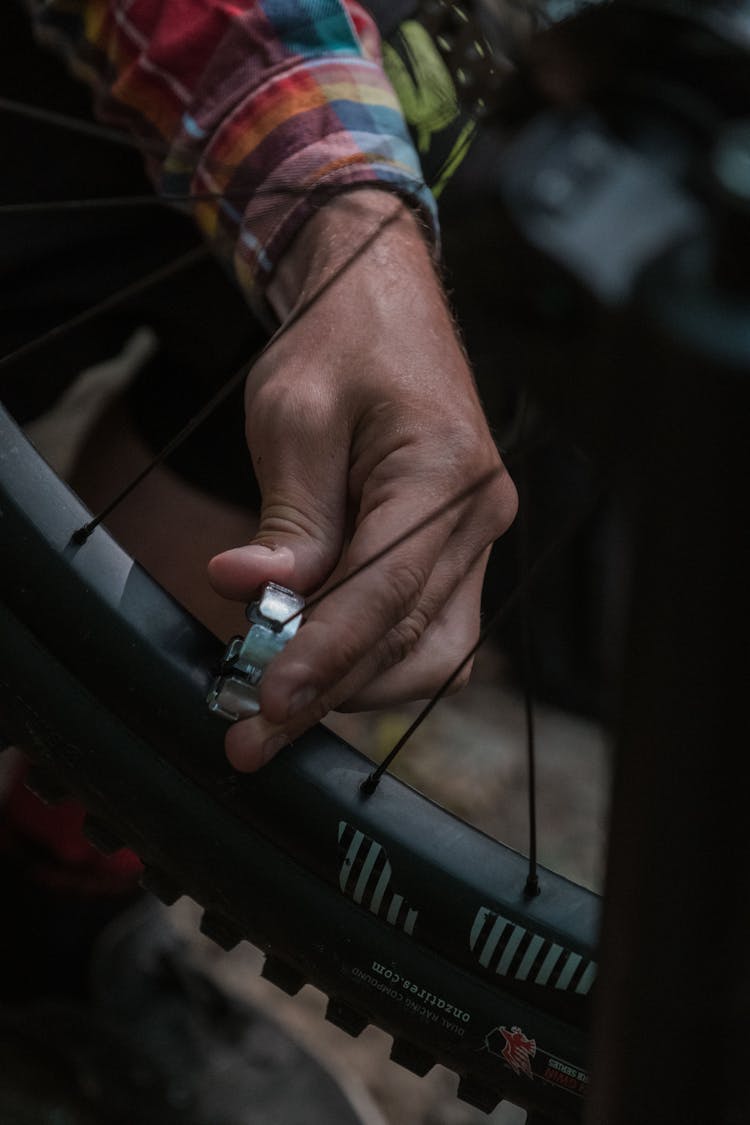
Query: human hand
208 190 517 771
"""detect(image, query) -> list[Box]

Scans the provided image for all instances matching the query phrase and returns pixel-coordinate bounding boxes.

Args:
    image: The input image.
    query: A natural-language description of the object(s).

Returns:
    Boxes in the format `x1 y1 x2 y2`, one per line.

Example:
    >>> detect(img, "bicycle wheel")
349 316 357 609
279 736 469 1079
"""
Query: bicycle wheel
0 397 600 1124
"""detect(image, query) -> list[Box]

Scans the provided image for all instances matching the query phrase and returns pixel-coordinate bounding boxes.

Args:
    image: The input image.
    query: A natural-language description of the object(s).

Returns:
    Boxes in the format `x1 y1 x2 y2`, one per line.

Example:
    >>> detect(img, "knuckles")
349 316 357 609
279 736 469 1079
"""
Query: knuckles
381 561 431 624
380 608 430 670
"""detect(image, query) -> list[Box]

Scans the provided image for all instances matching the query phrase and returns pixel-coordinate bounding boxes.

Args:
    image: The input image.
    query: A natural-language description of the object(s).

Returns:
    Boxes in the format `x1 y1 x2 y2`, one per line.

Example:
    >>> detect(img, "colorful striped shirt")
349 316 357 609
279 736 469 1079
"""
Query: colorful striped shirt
29 0 436 313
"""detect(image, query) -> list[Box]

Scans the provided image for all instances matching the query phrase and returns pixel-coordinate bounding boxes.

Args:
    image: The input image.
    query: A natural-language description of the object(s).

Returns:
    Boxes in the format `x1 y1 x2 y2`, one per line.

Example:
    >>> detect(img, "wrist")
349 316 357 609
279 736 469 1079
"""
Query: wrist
266 189 433 322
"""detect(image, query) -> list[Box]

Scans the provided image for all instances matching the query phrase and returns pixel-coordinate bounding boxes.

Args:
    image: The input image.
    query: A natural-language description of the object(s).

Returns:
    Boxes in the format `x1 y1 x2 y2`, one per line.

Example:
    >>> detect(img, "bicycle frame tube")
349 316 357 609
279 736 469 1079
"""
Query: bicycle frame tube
586 258 750 1125
487 3 750 1119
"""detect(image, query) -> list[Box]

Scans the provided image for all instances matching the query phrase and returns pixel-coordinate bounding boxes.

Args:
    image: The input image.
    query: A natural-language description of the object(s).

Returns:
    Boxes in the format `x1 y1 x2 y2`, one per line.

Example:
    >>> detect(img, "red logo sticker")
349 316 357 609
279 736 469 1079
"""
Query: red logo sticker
499 1025 537 1079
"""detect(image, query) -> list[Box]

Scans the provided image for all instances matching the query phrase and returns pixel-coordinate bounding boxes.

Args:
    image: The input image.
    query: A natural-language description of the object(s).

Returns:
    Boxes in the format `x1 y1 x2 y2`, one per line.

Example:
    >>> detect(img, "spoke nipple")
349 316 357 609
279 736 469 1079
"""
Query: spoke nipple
524 874 541 898
526 873 541 900
70 523 93 546
360 773 378 798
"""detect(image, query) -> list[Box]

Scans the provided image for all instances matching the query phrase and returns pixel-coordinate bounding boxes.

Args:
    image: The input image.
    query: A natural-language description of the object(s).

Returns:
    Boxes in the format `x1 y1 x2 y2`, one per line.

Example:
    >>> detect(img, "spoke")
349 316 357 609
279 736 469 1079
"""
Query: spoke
0 98 422 200
361 480 609 798
0 96 165 157
521 647 540 897
279 467 502 627
0 185 321 217
72 359 253 543
517 442 540 898
0 246 207 376
72 204 407 540
0 192 239 215
0 196 165 215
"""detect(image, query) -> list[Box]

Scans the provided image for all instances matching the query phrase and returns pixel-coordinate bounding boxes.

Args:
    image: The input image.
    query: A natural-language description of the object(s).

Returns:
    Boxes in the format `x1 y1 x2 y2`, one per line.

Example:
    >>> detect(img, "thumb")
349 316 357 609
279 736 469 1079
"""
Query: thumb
208 420 348 602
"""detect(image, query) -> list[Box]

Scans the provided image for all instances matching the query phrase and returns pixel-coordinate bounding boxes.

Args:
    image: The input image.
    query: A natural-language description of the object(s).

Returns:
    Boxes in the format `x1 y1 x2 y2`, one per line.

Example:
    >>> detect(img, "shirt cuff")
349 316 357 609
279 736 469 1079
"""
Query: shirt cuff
160 53 438 317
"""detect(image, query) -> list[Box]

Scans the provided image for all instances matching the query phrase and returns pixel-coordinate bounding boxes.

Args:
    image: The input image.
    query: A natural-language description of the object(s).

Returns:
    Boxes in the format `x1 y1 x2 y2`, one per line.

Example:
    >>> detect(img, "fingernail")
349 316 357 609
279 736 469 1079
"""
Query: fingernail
261 734 289 765
286 685 317 721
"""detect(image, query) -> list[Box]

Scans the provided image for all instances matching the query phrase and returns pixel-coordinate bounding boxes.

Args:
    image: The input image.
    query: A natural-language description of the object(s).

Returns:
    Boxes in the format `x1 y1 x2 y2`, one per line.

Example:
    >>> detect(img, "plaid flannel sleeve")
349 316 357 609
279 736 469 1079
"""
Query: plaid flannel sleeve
30 0 437 313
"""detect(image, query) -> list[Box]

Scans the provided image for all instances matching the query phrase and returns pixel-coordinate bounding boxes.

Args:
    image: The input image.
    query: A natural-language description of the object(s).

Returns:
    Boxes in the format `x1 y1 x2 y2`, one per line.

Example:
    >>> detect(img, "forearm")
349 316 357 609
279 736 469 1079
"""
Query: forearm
27 0 437 314
209 185 518 768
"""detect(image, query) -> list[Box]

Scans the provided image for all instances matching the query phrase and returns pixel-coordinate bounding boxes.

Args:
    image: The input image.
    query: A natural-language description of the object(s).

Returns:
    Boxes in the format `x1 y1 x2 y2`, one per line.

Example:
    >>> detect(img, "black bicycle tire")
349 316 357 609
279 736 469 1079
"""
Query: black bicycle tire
0 404 600 1121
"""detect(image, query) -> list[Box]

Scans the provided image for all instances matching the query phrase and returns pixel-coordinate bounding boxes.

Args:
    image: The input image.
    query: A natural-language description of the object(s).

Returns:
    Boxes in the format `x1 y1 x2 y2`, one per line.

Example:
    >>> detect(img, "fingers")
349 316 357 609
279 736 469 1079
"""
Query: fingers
226 553 488 774
224 540 494 772
261 470 488 691
207 542 296 598
340 550 489 710
265 458 514 705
